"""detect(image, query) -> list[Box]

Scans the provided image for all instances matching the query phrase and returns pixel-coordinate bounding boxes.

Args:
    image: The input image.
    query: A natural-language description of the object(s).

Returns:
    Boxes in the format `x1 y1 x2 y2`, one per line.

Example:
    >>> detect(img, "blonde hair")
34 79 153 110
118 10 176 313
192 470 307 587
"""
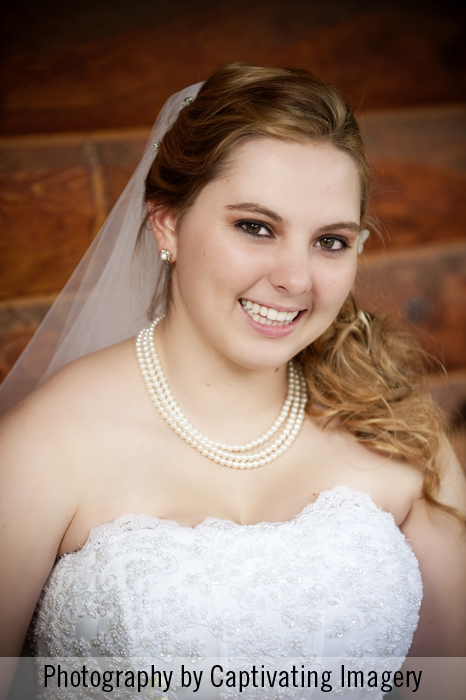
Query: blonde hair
139 62 464 526
299 294 464 525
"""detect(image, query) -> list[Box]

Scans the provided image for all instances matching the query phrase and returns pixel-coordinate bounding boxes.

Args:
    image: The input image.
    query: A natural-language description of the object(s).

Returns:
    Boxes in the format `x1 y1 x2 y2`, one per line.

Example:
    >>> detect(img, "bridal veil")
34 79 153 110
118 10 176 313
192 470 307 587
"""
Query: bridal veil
0 83 203 416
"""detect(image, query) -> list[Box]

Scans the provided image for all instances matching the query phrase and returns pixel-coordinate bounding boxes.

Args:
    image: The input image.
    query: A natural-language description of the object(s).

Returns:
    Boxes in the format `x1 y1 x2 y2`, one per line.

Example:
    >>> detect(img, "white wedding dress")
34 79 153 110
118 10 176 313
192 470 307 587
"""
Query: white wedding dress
27 486 422 699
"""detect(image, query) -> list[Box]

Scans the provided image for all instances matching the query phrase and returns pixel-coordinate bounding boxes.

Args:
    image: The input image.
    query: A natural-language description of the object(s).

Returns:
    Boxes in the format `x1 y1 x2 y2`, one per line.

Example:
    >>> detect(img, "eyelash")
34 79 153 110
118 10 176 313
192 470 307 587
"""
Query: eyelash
236 220 272 238
235 220 351 252
316 237 350 253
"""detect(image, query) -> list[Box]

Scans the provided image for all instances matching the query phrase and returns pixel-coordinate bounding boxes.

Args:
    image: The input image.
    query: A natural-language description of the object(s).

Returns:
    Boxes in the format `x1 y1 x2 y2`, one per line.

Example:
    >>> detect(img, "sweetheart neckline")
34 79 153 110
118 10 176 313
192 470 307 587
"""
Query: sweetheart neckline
58 485 399 560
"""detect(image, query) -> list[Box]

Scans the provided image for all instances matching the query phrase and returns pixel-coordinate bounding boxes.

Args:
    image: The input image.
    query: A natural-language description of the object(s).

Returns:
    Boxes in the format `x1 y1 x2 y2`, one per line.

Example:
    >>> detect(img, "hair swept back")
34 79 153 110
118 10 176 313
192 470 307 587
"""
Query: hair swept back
138 62 465 527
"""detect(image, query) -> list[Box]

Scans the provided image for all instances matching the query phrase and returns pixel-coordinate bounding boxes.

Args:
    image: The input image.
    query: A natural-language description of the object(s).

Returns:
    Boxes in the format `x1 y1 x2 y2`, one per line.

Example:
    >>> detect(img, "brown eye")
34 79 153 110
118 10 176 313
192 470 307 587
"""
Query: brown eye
318 237 347 251
244 222 263 235
237 221 271 237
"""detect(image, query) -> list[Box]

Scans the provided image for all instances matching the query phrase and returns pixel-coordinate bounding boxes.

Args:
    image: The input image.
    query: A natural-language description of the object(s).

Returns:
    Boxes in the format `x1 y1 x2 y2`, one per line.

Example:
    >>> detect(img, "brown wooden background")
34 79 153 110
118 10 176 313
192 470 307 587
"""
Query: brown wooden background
1 0 465 462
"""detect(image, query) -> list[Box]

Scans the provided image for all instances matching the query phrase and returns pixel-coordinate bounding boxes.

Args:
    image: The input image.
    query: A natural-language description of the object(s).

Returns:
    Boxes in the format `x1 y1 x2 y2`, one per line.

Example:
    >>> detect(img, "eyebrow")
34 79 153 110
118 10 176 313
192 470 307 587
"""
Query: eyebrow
318 221 361 235
225 203 360 235
225 202 284 223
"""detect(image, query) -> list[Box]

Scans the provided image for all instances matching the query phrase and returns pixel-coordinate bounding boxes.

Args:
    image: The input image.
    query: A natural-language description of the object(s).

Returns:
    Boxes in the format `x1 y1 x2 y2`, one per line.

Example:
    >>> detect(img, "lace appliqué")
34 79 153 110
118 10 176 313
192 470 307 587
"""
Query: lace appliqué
28 487 422 699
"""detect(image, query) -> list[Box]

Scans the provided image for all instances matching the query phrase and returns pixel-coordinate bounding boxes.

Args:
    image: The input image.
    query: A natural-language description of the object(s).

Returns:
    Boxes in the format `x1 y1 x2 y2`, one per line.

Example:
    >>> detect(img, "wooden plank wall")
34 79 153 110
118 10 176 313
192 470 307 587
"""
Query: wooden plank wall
3 0 465 134
1 0 465 462
1 109 465 444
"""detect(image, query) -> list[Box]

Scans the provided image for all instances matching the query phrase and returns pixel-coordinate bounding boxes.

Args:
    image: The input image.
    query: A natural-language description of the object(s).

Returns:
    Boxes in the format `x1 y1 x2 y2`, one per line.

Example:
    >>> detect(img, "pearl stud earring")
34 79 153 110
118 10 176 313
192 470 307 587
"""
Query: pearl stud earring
159 248 172 263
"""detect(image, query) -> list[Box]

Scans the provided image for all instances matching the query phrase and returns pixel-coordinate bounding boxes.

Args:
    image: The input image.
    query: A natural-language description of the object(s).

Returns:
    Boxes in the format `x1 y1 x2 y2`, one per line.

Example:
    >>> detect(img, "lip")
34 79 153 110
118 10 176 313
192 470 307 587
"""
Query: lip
239 300 305 337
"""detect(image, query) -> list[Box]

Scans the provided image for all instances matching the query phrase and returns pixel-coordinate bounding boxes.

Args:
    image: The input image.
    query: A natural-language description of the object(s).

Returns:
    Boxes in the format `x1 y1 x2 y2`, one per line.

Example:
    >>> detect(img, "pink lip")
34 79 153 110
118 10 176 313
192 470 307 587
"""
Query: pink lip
239 302 304 338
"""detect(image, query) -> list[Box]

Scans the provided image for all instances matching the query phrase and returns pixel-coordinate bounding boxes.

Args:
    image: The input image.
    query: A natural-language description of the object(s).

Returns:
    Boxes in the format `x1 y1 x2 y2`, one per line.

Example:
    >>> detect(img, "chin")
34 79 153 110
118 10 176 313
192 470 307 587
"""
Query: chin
222 339 302 373
225 322 331 372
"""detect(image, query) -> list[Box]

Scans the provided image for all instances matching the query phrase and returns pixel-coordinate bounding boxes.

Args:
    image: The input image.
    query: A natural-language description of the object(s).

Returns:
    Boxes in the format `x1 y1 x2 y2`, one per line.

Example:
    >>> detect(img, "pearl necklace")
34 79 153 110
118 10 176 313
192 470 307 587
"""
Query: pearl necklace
135 318 308 469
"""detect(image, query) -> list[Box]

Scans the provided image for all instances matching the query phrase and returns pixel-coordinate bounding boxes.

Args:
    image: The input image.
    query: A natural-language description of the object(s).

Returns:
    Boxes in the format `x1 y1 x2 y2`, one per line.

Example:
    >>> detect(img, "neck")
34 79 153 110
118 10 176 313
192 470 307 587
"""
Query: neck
155 310 289 447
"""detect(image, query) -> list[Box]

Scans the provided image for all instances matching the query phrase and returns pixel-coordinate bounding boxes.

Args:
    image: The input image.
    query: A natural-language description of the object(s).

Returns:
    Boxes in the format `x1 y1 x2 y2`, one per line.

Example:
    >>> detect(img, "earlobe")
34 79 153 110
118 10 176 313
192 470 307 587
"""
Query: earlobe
147 204 177 261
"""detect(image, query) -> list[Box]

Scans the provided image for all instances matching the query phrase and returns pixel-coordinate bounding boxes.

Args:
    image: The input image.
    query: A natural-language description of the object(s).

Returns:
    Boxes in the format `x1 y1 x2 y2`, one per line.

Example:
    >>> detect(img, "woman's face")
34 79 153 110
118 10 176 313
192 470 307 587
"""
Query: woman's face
162 138 361 371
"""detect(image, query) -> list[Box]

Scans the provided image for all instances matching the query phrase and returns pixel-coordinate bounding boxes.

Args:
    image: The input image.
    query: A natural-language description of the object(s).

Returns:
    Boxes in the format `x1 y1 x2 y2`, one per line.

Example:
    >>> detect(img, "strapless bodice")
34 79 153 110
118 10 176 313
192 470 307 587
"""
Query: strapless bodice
27 486 422 698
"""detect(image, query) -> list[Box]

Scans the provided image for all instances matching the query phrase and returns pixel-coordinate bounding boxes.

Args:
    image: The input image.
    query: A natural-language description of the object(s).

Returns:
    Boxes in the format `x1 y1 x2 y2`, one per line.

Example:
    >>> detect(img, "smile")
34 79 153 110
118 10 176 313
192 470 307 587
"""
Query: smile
240 299 301 326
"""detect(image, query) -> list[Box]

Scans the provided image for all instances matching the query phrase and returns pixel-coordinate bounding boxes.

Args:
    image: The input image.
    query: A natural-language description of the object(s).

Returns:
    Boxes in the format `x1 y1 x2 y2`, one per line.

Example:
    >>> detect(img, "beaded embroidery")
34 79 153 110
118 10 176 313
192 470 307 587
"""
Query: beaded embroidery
28 487 422 699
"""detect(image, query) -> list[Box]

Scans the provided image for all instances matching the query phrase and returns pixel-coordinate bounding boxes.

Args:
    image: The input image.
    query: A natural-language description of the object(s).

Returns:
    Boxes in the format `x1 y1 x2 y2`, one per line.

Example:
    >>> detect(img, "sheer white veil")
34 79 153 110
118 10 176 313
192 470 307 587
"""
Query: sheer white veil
0 82 203 416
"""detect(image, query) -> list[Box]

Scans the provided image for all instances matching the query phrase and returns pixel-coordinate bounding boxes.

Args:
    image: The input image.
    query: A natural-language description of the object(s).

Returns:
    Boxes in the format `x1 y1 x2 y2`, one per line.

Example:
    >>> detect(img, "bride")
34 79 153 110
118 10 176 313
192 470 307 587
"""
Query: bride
0 63 465 697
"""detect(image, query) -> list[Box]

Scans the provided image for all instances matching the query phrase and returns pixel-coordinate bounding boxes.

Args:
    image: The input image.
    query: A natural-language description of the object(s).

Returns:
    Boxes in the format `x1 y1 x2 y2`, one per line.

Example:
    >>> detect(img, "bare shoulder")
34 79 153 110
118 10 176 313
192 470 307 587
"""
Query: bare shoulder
0 337 140 656
8 335 139 420
401 439 466 656
401 438 466 533
36 335 139 406
311 416 424 523
0 336 144 515
1 337 139 468
436 437 466 510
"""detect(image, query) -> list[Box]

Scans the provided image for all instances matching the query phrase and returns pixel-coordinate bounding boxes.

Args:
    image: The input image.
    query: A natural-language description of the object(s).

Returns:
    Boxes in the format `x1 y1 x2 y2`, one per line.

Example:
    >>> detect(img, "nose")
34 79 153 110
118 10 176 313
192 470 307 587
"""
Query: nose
267 243 313 297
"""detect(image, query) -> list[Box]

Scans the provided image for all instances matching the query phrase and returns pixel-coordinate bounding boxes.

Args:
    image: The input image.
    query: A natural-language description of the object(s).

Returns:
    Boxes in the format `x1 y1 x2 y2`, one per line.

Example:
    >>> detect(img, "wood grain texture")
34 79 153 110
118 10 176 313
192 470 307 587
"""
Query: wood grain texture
0 132 147 299
0 165 94 298
1 107 464 298
1 0 464 457
2 1 465 135
356 242 466 370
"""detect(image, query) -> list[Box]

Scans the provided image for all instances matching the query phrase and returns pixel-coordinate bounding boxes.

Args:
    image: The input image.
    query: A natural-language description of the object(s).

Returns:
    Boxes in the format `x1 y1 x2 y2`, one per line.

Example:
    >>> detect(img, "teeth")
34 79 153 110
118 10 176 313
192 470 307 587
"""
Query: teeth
241 299 301 327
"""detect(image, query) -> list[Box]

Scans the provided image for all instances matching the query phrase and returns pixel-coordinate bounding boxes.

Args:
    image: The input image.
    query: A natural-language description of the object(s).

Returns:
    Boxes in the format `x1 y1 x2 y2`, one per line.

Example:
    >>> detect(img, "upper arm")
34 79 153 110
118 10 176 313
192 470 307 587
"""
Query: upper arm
0 391 81 659
401 439 466 656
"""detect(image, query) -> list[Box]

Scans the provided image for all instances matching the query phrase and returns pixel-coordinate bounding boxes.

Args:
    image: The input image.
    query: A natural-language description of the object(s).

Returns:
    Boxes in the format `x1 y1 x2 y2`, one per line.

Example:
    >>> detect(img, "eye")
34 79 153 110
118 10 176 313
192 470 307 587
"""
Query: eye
236 220 272 238
317 237 348 251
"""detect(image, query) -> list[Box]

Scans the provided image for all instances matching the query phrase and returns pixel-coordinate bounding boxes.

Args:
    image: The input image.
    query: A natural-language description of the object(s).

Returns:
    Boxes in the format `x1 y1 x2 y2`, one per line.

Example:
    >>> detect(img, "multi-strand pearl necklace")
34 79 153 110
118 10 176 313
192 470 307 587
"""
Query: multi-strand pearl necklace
135 317 308 469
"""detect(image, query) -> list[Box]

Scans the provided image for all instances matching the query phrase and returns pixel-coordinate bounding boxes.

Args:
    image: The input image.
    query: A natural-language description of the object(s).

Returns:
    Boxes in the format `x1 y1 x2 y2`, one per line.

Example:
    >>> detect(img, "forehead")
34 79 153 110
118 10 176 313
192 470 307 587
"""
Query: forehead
194 138 361 222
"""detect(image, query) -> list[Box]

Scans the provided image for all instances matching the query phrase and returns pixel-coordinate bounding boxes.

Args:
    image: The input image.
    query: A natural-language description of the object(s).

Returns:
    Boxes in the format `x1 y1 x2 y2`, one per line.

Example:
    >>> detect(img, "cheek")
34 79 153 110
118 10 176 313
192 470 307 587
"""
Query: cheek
200 239 262 293
175 233 238 304
317 261 357 307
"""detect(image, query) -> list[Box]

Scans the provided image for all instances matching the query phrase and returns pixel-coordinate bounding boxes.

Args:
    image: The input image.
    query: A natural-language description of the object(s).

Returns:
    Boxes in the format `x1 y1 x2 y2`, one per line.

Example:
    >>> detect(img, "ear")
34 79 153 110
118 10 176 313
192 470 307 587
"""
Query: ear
147 203 178 261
